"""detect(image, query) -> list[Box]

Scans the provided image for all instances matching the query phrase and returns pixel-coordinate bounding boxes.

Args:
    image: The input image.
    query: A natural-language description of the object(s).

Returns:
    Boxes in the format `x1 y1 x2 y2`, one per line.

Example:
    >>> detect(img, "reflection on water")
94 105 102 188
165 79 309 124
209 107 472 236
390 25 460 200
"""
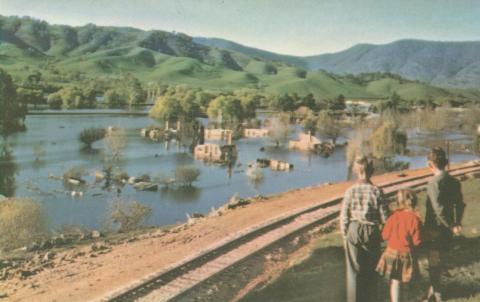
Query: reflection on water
159 186 201 203
5 113 478 230
0 142 17 197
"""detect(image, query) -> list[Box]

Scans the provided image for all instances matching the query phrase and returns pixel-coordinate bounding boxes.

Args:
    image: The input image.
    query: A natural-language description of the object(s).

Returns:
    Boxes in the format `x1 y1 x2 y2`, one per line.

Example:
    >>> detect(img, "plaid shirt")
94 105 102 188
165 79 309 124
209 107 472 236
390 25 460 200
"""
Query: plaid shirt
340 181 389 238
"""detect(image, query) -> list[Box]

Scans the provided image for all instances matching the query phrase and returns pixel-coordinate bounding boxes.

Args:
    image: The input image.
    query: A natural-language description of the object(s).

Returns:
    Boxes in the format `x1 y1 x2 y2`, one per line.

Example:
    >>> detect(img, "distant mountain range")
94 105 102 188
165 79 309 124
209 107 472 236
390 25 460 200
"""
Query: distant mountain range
194 38 480 89
0 15 479 102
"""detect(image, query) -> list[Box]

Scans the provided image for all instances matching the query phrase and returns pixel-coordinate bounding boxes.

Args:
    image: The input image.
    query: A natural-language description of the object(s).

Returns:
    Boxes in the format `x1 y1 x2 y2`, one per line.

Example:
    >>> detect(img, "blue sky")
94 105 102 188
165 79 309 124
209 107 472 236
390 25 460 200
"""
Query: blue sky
1 0 479 55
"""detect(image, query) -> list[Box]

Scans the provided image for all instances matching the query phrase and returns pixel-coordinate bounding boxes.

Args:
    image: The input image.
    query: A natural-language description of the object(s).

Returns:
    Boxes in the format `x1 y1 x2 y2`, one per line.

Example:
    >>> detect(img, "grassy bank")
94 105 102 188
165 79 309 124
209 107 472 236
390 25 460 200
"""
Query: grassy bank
241 178 480 302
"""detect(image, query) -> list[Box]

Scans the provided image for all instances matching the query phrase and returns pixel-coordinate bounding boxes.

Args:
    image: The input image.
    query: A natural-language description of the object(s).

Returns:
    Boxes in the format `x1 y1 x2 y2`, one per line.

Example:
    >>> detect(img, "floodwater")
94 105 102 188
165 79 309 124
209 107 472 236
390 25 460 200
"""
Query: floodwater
1 111 477 231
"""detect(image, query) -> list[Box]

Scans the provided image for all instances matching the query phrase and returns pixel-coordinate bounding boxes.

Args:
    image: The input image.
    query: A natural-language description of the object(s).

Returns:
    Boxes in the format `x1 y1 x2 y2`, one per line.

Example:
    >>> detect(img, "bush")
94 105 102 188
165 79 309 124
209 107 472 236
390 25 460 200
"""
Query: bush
0 198 48 252
79 127 106 148
47 93 63 109
105 127 127 162
174 166 201 187
111 200 152 232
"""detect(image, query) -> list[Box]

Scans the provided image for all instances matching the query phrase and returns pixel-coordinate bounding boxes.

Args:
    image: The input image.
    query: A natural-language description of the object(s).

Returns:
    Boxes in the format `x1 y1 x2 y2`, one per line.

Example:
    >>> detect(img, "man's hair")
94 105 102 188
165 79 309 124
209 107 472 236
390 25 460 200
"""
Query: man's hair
354 155 374 179
397 189 418 210
428 147 448 170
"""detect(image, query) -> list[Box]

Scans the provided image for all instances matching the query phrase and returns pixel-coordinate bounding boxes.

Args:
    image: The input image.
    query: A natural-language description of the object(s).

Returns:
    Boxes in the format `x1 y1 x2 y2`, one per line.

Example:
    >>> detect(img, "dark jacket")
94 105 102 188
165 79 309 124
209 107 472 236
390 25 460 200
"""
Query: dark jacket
424 171 465 234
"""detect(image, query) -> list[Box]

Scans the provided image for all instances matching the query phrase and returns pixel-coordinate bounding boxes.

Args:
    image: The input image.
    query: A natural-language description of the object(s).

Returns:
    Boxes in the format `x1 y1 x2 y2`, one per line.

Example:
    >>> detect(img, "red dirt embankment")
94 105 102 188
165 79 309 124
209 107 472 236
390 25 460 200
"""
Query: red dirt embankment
0 164 467 302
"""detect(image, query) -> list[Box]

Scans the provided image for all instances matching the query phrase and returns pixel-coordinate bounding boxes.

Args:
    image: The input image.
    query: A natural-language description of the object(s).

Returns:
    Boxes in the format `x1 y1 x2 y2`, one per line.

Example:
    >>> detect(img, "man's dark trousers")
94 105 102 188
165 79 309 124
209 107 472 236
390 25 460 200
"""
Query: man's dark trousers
345 221 381 302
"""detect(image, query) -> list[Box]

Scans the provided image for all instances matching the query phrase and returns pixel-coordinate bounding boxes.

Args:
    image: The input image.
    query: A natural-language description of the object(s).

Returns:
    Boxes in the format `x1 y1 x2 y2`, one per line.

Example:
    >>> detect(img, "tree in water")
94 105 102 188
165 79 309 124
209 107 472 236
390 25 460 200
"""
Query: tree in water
267 113 291 147
345 113 408 180
105 127 127 163
316 111 343 144
302 111 317 135
370 113 407 159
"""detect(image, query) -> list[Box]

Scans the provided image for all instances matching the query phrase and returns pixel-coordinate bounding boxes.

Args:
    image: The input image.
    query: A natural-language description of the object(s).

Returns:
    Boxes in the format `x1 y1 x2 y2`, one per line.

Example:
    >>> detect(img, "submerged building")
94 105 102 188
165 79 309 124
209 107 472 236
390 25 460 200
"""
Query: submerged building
244 128 270 138
194 144 237 162
289 132 334 157
204 129 233 142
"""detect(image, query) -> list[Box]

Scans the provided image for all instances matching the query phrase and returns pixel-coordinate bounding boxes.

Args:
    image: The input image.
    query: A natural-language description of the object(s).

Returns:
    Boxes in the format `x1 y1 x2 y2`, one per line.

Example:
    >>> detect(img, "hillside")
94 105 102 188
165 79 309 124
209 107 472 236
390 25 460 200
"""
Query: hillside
0 15 478 102
304 39 480 89
196 37 480 89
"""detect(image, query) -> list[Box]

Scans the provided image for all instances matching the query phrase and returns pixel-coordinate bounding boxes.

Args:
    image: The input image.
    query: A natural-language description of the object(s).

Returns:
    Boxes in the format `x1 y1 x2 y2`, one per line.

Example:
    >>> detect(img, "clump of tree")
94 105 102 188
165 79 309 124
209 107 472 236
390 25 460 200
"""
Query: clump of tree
47 93 63 109
47 85 96 109
401 107 457 135
174 166 201 187
0 68 27 136
326 94 346 111
302 111 318 135
150 85 202 122
0 198 48 252
16 87 45 109
267 113 291 147
79 127 107 149
104 89 126 108
110 200 152 232
103 74 147 108
370 115 407 159
345 113 408 179
316 111 343 144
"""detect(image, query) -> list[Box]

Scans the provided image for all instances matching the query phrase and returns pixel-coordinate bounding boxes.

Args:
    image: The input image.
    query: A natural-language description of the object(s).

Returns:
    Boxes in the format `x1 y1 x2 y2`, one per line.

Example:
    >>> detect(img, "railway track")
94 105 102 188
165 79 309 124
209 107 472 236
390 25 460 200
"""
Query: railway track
97 162 480 302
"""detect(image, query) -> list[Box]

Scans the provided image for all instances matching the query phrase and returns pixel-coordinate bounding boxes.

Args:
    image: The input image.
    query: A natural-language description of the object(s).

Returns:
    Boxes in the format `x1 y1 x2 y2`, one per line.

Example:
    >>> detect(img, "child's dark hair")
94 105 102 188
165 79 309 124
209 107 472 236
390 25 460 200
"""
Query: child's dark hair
428 147 448 170
397 189 418 210
354 155 374 179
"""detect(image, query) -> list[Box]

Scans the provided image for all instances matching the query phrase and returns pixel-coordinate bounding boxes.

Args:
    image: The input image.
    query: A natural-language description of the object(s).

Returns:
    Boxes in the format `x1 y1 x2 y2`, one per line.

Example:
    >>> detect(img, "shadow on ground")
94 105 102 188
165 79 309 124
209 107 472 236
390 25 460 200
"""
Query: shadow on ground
242 235 480 302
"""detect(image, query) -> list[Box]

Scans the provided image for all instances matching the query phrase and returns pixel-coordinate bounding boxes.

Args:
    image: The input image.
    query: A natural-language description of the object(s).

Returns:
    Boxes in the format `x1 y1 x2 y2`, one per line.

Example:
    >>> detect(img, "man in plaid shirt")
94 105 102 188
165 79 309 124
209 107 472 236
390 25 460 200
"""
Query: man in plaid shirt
340 155 389 302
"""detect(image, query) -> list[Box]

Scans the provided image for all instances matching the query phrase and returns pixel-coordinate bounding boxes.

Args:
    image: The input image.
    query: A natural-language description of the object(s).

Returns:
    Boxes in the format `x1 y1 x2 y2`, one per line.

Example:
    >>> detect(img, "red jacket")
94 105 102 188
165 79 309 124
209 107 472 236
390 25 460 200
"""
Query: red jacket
382 209 422 252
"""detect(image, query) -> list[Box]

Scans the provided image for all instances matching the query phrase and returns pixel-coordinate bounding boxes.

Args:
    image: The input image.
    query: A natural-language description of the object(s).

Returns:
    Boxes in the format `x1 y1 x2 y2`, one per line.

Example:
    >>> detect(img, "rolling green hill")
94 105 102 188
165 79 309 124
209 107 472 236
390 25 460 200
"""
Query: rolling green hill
196 37 480 90
1 15 478 102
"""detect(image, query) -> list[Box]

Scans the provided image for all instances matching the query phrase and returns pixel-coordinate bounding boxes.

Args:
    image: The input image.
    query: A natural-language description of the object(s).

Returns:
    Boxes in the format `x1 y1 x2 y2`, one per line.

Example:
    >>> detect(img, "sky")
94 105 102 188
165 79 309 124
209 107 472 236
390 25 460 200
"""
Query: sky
1 0 479 56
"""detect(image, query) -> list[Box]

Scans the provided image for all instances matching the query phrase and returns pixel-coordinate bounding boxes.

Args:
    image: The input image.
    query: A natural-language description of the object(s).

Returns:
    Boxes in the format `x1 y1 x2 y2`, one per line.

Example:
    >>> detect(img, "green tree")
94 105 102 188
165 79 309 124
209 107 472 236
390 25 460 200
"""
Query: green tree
47 93 63 109
271 94 296 112
125 75 146 106
104 89 127 109
302 112 317 135
380 92 402 112
149 93 183 121
79 128 107 149
0 69 26 136
370 114 407 158
327 94 346 111
301 93 316 110
207 95 244 123
16 87 45 108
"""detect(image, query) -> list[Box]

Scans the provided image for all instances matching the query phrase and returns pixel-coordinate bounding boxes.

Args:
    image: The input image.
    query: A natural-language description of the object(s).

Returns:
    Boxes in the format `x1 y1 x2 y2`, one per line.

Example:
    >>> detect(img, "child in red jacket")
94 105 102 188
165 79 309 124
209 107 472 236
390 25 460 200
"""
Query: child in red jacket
376 189 422 302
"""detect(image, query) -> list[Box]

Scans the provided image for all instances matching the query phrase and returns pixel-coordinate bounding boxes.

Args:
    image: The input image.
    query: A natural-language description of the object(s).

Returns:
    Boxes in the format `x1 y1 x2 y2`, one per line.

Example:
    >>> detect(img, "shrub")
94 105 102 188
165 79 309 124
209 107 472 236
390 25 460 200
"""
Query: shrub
47 93 62 109
105 127 127 162
174 166 201 187
110 200 152 232
79 127 106 148
0 198 48 252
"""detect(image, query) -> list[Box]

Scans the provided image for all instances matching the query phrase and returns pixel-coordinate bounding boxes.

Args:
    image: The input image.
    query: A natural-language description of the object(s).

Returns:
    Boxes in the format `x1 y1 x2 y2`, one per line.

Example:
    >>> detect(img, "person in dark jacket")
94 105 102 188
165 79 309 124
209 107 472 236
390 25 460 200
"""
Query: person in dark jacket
340 155 389 302
423 147 465 302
